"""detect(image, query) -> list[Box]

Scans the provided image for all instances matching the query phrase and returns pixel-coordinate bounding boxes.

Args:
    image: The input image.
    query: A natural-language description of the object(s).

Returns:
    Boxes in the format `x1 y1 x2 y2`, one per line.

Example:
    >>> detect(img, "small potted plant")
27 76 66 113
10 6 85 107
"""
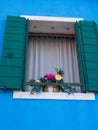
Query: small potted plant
27 67 64 93
42 67 64 92
27 66 77 94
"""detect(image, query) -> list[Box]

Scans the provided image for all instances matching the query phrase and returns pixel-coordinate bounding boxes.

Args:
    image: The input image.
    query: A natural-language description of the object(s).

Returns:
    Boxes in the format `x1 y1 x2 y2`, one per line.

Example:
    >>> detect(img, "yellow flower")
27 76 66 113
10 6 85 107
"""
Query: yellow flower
55 74 62 81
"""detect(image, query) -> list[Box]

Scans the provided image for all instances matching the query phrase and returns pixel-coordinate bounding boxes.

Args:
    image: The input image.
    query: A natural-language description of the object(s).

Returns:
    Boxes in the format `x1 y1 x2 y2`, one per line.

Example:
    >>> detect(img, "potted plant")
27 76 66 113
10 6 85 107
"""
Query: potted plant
42 67 64 92
27 67 65 93
27 67 77 94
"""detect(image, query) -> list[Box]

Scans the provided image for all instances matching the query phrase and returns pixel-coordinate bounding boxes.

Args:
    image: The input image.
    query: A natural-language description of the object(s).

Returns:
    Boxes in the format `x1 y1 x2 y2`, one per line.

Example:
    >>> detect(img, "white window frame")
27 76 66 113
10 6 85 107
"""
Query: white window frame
13 15 95 100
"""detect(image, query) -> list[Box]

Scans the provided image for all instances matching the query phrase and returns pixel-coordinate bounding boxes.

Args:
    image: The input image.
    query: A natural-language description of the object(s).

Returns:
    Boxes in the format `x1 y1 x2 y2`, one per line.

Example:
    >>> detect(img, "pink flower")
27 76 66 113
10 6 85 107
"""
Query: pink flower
44 73 55 80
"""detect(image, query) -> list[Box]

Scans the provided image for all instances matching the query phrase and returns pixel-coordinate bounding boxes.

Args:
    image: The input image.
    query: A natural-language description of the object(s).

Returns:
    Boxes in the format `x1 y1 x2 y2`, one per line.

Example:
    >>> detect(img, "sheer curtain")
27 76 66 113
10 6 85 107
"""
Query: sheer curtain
26 35 80 91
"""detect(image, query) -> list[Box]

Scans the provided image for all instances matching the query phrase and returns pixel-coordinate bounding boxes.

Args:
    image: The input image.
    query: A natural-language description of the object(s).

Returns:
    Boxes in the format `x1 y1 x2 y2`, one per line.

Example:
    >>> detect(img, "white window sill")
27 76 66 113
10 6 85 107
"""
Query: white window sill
13 91 95 100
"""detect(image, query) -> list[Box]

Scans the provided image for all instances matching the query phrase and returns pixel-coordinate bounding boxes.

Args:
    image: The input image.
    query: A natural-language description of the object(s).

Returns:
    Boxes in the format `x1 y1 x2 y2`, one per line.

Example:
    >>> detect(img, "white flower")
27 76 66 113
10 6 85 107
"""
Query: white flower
36 80 40 83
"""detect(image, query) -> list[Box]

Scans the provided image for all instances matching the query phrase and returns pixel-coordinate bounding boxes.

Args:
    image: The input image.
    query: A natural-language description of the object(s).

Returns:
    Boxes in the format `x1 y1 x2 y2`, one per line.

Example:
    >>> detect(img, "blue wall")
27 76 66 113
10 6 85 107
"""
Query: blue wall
0 0 98 130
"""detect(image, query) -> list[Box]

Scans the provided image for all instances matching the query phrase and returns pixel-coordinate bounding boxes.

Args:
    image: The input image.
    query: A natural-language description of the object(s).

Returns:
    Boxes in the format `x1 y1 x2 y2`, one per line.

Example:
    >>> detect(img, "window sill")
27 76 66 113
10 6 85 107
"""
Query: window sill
13 91 95 100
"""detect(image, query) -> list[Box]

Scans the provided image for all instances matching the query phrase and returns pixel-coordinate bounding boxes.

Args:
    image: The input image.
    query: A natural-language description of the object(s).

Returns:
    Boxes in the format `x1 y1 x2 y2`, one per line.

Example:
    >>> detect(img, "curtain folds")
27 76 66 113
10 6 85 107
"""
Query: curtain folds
26 36 80 91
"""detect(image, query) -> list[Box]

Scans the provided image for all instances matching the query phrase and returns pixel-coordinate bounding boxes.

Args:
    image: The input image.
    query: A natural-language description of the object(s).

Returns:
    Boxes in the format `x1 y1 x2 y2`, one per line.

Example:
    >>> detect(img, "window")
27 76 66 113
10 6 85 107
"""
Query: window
25 16 81 93
0 15 97 100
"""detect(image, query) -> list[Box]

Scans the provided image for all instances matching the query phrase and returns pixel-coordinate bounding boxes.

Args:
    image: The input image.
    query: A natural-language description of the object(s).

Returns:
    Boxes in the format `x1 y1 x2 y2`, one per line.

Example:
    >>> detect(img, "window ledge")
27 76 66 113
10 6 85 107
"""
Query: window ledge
13 91 95 100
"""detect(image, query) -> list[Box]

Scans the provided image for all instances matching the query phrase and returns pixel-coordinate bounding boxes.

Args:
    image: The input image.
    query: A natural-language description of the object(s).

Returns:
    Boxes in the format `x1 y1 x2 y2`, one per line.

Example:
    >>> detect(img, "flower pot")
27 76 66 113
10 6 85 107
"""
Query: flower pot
43 86 49 92
53 86 60 92
43 86 60 92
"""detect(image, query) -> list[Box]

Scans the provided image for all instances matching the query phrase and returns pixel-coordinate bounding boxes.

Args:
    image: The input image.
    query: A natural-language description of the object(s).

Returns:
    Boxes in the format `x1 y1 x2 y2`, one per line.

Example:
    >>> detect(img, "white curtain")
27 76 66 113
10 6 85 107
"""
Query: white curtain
26 35 80 91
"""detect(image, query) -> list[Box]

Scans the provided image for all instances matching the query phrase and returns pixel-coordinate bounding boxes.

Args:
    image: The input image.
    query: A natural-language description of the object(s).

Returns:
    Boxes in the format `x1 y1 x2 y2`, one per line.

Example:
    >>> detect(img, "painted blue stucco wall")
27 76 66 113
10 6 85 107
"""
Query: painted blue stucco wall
0 0 98 130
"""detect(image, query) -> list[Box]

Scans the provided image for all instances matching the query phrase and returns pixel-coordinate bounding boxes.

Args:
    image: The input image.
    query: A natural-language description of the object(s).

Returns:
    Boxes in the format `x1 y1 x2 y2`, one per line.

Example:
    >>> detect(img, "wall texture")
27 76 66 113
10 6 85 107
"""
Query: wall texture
0 0 98 130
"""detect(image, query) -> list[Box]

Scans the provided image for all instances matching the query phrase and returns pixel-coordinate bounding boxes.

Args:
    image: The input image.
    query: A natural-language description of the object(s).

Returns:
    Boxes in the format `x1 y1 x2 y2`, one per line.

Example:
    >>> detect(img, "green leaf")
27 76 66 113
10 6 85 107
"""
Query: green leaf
30 86 43 94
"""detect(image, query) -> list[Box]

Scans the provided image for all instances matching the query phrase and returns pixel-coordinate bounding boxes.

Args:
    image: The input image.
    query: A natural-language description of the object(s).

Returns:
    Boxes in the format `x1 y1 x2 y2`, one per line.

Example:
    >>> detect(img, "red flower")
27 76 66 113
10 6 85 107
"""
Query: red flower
44 73 55 80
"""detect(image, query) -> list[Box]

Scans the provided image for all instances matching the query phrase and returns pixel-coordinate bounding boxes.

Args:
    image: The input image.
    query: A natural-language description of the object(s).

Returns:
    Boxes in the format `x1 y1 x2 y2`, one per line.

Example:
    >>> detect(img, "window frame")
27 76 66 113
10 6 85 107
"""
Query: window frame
25 15 82 91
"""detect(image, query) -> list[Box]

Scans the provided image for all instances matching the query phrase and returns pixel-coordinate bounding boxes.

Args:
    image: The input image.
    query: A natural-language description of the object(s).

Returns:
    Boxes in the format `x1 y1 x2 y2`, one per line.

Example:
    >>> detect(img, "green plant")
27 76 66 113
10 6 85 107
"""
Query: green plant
27 67 77 94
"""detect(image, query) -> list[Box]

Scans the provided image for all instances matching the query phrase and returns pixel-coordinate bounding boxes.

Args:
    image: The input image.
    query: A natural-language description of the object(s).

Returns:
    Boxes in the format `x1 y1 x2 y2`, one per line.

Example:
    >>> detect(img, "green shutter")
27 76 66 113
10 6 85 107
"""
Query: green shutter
0 16 28 90
75 20 98 92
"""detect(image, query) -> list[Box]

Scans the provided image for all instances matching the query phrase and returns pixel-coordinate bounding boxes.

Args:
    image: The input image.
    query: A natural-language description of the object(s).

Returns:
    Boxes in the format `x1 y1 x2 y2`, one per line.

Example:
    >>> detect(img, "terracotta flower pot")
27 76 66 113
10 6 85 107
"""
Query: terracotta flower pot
43 86 60 92
53 86 60 92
